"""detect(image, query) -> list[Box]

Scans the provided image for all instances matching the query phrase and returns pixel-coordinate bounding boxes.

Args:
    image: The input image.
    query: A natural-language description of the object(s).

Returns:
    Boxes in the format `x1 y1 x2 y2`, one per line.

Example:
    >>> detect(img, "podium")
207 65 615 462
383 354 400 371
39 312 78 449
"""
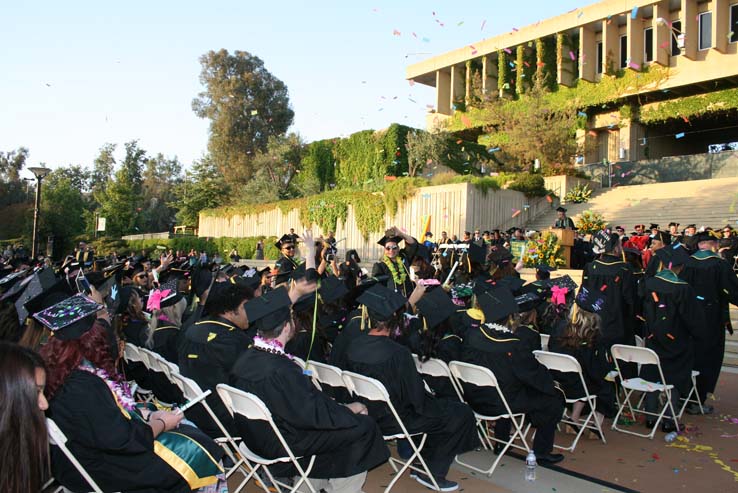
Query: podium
549 228 576 268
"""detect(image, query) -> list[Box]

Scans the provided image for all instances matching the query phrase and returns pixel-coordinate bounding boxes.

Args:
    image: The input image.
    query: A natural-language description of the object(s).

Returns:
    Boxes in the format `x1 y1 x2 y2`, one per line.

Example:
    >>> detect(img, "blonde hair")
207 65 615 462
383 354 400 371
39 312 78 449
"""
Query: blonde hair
145 297 187 349
560 305 601 348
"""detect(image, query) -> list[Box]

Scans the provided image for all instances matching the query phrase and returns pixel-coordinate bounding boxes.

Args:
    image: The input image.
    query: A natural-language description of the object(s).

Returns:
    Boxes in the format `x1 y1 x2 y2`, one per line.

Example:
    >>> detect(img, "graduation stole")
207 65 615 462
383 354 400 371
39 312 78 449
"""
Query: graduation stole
382 256 407 288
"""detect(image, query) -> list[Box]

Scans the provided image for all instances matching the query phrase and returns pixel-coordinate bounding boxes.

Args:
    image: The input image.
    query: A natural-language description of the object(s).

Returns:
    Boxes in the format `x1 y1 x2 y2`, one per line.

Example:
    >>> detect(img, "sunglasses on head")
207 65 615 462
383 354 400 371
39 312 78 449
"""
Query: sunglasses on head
385 245 399 251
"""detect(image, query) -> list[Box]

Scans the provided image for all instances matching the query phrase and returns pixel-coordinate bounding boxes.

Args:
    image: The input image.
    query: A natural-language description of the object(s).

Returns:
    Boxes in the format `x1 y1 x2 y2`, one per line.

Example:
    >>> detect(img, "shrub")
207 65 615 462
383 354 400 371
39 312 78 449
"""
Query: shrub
564 184 593 204
508 174 547 197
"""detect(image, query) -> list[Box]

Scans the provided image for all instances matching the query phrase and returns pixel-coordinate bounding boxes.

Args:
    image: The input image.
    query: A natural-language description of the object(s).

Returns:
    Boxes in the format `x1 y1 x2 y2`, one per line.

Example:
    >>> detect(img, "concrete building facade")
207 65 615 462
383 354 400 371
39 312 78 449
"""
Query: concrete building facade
407 0 738 166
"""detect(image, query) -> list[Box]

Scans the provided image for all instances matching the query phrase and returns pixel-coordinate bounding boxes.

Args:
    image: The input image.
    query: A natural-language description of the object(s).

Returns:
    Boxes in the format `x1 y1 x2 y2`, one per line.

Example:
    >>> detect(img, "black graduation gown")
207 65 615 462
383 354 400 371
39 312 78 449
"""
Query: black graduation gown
461 325 564 430
177 316 251 437
515 324 542 354
645 247 672 277
640 270 703 394
371 241 419 297
275 255 299 285
48 370 190 493
581 255 637 346
285 328 327 363
229 348 389 479
345 335 479 475
152 324 180 364
327 312 364 370
121 319 152 390
679 251 738 398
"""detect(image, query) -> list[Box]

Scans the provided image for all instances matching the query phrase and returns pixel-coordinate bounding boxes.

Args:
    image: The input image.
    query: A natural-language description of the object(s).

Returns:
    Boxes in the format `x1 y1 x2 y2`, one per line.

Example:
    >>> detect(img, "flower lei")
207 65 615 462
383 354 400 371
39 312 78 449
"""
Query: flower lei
483 322 513 334
253 335 294 361
382 256 407 288
78 363 136 411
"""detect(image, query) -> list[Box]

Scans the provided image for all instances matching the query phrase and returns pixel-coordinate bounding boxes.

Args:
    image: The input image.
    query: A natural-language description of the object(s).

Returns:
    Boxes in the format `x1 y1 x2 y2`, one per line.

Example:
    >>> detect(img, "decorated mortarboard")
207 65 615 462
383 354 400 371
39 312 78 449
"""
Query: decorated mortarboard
234 268 262 290
592 229 618 254
377 235 403 247
544 274 578 292
146 281 183 312
476 286 517 322
451 282 473 302
356 284 406 322
318 276 349 304
275 234 295 250
416 287 456 330
23 278 76 317
244 286 293 332
1 268 37 301
466 242 487 264
32 293 102 339
0 268 29 288
515 291 542 312
13 268 58 324
575 287 605 314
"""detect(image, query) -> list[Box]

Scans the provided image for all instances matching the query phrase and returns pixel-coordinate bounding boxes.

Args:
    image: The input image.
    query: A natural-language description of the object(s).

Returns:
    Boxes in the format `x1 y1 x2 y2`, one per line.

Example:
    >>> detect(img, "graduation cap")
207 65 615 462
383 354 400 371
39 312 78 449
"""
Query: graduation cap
476 286 517 322
114 285 140 315
544 274 578 292
146 281 183 312
651 231 670 244
32 293 102 340
466 242 487 264
0 268 36 301
289 263 319 283
489 248 514 267
496 276 525 294
515 292 542 312
192 267 213 298
668 222 680 228
413 244 432 263
693 231 719 243
0 268 29 289
377 235 403 247
292 293 317 314
13 268 58 324
649 223 659 230
575 287 605 313
244 286 292 332
556 206 567 213
668 246 691 267
592 229 618 254
318 276 349 304
416 288 456 330
275 234 295 250
234 268 262 291
357 284 406 322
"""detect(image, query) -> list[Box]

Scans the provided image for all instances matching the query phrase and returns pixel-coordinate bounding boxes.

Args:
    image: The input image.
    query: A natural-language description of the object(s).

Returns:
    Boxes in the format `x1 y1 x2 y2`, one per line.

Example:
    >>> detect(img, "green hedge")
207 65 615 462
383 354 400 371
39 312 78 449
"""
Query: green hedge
121 236 280 261
508 173 547 197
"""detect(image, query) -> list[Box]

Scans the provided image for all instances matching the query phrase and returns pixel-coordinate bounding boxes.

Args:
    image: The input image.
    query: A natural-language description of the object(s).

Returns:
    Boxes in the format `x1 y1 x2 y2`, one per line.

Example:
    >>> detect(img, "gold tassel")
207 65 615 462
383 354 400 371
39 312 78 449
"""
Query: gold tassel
361 304 368 332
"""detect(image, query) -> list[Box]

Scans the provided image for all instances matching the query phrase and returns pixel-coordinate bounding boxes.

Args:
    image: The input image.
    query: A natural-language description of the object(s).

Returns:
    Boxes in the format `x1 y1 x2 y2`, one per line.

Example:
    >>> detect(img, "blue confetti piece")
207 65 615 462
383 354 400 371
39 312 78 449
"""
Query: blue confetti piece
302 369 313 376
631 6 639 19
696 296 704 300
578 111 587 117
675 132 685 139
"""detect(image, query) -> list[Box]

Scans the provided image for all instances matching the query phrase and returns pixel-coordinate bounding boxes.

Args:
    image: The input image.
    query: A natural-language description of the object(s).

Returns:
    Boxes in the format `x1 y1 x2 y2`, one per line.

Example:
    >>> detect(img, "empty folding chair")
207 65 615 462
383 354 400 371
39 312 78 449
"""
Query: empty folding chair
610 344 679 440
217 384 317 493
341 371 439 492
533 350 607 451
46 417 111 493
448 361 530 477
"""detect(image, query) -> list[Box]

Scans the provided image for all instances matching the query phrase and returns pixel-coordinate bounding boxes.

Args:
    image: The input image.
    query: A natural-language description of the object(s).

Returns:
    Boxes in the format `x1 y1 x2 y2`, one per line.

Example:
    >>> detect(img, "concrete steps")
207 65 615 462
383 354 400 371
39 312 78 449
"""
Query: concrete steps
526 176 738 232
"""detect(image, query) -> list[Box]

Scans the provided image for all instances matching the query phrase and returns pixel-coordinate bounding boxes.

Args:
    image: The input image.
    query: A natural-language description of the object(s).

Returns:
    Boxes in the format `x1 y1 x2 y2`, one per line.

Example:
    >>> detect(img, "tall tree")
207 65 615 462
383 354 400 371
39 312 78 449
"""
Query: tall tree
405 130 446 177
192 49 294 184
39 169 88 253
172 155 230 227
141 154 183 232
0 147 30 207
91 143 116 194
239 133 304 203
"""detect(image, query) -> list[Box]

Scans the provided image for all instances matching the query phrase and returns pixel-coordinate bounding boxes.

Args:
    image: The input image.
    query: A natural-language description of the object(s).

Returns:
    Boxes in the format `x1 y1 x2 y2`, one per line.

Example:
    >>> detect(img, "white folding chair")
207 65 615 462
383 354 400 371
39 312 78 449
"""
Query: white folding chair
411 353 422 371
124 342 143 363
417 358 464 401
305 360 346 392
610 344 679 439
122 343 154 403
341 371 439 492
540 333 550 351
677 370 704 418
533 350 606 451
634 335 645 347
217 384 317 493
46 418 111 493
448 361 530 477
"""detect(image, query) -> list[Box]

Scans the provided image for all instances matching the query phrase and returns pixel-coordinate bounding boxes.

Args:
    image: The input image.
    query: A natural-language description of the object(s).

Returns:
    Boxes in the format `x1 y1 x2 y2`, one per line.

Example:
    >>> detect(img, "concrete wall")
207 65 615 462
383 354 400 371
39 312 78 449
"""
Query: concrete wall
198 183 555 261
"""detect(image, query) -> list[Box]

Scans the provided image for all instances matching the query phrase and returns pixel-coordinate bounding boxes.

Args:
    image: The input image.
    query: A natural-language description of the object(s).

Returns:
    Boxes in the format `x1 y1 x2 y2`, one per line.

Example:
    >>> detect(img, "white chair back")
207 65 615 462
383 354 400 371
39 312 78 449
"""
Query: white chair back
217 384 273 421
533 350 582 374
47 418 105 493
418 358 464 400
448 360 500 389
611 344 659 366
634 335 645 347
305 361 345 389
411 353 421 371
341 371 391 403
124 343 142 363
292 356 307 370
540 333 550 351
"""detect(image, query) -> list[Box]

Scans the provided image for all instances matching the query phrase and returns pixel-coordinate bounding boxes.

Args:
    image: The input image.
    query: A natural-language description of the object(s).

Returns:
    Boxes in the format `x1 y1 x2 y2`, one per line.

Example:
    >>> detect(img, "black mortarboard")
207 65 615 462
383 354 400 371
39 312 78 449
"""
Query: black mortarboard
318 276 349 304
693 231 719 243
649 223 659 230
377 235 403 247
414 244 432 263
515 292 542 312
235 268 262 291
575 286 605 314
685 224 696 229
245 286 292 332
114 285 139 315
275 234 295 249
496 276 525 294
289 263 319 283
467 242 487 264
477 286 517 322
592 229 618 254
0 268 29 290
667 246 691 267
33 293 102 339
357 284 406 322
472 275 497 295
544 274 578 291
651 231 670 244
556 206 567 213
292 293 317 314
0 269 35 301
416 288 456 330
13 268 58 324
192 267 213 298
536 264 555 273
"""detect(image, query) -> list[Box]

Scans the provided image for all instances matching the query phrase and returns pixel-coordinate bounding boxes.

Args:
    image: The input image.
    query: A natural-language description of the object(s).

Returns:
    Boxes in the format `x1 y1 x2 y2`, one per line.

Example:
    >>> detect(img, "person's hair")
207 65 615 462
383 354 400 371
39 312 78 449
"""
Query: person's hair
559 307 601 349
257 315 294 340
205 283 253 316
369 310 404 339
0 342 48 493
145 297 187 348
411 256 437 280
418 318 449 362
40 322 119 399
490 263 518 281
539 298 572 335
17 321 50 352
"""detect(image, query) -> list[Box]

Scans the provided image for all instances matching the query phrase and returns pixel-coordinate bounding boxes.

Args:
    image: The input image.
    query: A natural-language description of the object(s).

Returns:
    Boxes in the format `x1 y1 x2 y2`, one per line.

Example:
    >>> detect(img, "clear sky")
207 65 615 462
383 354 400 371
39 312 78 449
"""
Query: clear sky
1 0 587 172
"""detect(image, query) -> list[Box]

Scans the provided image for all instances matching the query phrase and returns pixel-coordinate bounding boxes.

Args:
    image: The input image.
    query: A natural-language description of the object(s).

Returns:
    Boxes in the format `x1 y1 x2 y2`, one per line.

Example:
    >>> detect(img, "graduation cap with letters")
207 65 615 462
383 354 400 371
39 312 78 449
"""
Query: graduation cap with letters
476 286 517 322
515 291 542 312
543 274 578 292
32 293 102 340
357 284 406 322
416 287 456 330
575 286 605 314
592 229 618 254
245 286 293 332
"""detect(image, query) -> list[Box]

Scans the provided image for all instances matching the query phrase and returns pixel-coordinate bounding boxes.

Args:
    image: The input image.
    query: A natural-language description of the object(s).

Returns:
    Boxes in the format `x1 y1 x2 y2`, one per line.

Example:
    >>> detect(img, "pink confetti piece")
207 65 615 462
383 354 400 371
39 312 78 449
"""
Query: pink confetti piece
503 47 512 54
408 80 415 86
569 51 576 60
628 61 641 70
412 32 417 38
392 29 401 36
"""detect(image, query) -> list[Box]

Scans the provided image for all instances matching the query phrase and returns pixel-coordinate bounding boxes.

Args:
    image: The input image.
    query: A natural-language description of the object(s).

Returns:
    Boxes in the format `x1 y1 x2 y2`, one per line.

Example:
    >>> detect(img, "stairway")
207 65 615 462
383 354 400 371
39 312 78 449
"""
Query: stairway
525 177 738 232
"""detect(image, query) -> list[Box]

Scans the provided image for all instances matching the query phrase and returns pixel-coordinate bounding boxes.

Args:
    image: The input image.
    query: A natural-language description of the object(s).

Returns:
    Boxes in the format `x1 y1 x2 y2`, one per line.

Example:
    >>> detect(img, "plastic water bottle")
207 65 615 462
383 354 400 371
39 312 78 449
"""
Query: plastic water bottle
525 451 537 481
664 431 678 443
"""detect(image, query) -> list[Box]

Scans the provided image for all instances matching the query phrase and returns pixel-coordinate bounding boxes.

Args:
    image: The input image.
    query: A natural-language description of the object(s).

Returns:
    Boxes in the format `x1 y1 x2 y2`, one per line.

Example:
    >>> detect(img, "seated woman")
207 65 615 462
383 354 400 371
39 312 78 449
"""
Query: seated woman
0 342 49 493
39 294 224 493
549 291 616 431
144 283 188 364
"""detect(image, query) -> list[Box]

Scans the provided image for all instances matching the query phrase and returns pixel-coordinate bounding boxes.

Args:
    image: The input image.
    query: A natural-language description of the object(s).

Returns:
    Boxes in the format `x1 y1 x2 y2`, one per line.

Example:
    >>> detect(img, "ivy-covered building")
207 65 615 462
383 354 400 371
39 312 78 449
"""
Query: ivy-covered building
407 0 738 165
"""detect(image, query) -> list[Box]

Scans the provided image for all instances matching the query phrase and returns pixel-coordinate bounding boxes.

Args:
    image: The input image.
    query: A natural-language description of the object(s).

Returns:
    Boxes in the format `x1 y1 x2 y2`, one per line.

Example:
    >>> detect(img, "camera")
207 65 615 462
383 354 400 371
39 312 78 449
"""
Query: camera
324 245 338 262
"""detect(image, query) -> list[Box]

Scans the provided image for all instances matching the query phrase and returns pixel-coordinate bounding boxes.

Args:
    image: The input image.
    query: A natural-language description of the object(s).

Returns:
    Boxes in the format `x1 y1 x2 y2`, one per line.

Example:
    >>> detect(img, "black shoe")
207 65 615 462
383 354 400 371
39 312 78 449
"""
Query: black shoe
646 418 657 429
493 442 507 455
686 403 713 415
661 421 685 433
413 473 459 491
537 453 565 466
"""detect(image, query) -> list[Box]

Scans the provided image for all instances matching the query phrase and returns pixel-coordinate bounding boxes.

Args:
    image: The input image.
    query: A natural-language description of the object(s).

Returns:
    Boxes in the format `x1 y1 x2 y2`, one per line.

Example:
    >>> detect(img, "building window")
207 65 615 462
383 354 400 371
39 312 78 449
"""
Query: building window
596 41 603 74
620 35 628 68
644 27 654 62
672 20 682 55
731 4 738 43
699 11 712 50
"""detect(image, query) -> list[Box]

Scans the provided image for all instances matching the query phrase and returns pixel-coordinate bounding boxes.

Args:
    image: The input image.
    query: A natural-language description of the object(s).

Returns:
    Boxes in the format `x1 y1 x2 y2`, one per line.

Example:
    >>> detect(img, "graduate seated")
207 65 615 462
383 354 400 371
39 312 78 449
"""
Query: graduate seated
230 288 389 493
345 284 479 492
39 294 225 493
460 286 565 465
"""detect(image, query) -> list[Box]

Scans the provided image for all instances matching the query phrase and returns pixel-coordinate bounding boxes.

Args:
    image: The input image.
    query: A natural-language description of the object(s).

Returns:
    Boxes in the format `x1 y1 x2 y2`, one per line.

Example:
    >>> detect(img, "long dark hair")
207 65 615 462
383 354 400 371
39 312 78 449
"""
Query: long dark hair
41 322 120 399
0 342 48 493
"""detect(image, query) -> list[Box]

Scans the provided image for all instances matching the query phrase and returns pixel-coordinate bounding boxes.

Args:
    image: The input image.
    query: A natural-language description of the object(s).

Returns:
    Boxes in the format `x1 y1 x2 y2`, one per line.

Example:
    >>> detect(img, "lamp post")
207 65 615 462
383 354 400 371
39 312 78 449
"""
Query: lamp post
28 166 51 259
